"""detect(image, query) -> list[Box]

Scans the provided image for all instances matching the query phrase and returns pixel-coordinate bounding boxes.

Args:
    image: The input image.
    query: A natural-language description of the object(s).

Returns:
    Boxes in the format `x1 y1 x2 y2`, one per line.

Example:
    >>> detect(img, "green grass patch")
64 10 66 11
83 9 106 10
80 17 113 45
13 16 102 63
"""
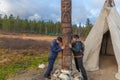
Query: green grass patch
0 54 48 80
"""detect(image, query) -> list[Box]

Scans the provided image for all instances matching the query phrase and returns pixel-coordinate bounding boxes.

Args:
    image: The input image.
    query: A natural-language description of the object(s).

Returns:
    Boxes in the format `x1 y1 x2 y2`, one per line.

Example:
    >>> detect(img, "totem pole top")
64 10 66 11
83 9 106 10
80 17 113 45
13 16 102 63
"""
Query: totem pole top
106 0 115 7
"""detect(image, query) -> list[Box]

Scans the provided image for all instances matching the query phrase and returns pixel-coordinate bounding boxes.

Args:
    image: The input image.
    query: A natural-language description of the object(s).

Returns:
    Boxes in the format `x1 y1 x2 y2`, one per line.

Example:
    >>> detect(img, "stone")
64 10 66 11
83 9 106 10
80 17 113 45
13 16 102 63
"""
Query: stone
55 69 61 74
73 77 79 80
51 77 60 80
53 69 61 78
61 69 72 75
73 77 83 80
51 69 83 80
73 72 82 78
51 59 84 80
38 64 45 69
59 73 70 80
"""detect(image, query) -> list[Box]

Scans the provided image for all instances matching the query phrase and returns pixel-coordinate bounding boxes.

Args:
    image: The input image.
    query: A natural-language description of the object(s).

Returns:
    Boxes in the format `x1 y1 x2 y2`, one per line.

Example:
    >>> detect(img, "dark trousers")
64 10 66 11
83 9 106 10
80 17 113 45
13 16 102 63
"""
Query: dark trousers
74 57 88 80
44 57 56 78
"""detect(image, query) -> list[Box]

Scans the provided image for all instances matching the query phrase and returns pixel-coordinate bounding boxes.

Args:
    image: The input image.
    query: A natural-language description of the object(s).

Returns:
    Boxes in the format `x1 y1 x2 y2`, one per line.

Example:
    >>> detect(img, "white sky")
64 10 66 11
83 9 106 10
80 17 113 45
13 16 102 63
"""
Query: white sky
0 0 120 24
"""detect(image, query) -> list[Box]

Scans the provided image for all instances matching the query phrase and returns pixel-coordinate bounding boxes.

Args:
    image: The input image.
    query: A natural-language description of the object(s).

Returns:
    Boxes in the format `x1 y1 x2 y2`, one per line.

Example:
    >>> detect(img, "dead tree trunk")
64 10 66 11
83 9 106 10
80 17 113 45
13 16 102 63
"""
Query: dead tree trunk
61 0 72 70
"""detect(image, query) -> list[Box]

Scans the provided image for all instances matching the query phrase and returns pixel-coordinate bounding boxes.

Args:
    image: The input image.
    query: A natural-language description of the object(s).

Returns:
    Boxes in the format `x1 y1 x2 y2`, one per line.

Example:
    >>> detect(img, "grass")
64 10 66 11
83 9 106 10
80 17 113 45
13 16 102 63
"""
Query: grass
0 34 52 80
0 53 48 80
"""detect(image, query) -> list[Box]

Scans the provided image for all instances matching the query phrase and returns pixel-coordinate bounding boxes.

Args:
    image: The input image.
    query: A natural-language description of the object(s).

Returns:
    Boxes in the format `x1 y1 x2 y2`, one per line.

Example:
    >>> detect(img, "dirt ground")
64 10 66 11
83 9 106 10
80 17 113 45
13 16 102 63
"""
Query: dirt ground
0 34 55 53
0 34 118 80
88 55 117 80
7 55 118 80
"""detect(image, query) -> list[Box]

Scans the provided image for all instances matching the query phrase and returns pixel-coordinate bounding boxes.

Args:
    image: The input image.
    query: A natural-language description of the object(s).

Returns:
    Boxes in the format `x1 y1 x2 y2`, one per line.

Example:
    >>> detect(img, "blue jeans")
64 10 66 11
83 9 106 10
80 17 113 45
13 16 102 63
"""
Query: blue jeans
44 57 56 78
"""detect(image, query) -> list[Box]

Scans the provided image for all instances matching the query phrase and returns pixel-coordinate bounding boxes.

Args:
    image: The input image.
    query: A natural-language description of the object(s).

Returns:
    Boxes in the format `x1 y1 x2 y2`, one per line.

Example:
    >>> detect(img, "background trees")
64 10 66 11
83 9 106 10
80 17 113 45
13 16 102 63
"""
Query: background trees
0 14 93 38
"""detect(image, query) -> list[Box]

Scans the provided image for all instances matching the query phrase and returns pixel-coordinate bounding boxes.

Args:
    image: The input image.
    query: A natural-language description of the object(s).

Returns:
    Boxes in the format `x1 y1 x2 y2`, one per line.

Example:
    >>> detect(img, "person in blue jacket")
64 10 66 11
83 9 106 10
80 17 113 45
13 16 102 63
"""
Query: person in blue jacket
69 35 88 80
44 36 64 79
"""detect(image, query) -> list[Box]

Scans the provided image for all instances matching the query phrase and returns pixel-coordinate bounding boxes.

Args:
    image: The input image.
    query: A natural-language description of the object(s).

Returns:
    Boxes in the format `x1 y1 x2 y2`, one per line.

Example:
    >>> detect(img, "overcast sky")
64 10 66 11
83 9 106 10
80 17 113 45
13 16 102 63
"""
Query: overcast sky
0 0 120 24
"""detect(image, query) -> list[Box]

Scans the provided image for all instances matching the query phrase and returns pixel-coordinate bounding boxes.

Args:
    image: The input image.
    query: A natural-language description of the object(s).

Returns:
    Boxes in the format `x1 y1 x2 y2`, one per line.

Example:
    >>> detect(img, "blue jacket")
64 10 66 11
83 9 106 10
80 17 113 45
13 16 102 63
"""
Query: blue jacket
71 41 84 56
49 39 62 59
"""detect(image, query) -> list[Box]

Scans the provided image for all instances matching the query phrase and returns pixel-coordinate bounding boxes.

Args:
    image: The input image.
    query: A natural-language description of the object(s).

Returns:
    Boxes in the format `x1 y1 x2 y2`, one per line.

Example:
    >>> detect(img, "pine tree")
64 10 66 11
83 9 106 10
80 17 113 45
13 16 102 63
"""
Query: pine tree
84 18 93 37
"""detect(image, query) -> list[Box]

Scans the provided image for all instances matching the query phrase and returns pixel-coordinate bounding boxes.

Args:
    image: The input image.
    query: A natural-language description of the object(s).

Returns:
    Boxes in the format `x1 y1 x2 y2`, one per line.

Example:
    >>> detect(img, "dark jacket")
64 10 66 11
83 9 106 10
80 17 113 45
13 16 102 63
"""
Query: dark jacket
49 39 62 59
71 41 84 56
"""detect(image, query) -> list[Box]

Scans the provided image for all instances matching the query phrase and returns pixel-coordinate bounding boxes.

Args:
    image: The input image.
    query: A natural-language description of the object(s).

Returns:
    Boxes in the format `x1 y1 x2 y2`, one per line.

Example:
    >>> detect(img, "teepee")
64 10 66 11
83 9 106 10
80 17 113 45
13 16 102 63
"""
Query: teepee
83 0 120 79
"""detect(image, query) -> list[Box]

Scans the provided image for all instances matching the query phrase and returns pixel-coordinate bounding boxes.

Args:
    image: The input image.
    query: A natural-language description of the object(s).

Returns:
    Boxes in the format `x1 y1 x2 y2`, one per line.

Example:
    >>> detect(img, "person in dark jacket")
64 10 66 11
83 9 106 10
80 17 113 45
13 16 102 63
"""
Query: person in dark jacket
69 35 88 80
44 36 64 79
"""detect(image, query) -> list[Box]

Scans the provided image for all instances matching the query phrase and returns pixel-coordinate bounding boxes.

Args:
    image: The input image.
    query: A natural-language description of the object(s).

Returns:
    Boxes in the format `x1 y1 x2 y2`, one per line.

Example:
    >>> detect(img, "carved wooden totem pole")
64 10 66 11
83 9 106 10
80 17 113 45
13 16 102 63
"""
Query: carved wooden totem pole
61 0 72 70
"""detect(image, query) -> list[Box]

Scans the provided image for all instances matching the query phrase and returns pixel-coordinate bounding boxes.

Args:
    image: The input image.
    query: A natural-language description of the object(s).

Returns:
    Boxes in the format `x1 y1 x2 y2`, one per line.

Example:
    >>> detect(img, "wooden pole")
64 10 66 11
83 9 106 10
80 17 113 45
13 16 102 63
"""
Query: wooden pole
61 0 72 70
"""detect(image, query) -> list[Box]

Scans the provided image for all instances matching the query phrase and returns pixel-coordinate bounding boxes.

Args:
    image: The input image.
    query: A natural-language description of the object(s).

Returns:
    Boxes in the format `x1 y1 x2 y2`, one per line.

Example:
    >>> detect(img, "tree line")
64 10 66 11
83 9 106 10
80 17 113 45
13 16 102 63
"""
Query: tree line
73 18 93 37
0 14 93 37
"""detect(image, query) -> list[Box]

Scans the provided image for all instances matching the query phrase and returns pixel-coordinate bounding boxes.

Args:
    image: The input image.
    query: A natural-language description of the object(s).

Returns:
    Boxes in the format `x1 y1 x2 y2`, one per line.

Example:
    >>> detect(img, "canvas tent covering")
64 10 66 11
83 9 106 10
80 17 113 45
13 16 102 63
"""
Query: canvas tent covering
83 0 120 79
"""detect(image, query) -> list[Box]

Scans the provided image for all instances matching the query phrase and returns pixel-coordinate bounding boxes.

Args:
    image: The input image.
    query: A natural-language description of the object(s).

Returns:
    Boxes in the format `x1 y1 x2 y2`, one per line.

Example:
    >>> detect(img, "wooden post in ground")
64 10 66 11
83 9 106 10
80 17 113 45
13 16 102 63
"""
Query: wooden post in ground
61 0 72 70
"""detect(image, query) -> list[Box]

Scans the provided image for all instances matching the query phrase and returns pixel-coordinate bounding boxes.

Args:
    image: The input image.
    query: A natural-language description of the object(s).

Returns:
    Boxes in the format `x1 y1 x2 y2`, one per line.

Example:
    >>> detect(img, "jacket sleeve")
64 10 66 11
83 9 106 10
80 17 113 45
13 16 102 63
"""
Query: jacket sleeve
71 43 80 53
51 42 62 53
81 43 84 52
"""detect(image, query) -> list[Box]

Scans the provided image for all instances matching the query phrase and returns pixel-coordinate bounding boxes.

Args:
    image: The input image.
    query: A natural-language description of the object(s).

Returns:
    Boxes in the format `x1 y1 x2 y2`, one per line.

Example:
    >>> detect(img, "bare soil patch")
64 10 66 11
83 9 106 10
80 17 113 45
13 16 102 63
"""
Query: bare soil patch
88 55 117 80
0 34 56 54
